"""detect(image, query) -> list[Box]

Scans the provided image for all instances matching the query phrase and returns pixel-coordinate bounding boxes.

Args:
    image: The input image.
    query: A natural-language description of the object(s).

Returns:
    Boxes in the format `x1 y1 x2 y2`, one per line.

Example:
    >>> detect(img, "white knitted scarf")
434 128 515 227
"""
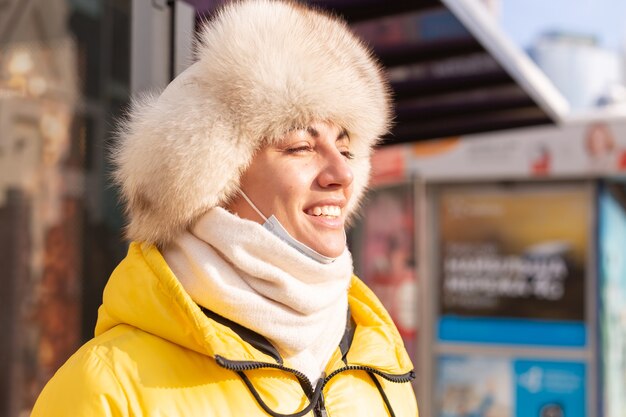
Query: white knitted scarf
162 207 353 383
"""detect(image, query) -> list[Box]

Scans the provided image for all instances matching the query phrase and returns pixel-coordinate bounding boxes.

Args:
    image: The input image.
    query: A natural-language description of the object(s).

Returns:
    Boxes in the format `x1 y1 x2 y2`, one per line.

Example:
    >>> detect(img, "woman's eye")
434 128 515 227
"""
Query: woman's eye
285 145 312 154
341 150 355 160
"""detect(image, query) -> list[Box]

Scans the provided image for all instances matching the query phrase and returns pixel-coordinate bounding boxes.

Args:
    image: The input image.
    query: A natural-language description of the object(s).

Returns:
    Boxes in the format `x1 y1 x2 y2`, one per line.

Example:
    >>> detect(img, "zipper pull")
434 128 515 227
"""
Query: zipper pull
315 378 327 417
315 400 328 417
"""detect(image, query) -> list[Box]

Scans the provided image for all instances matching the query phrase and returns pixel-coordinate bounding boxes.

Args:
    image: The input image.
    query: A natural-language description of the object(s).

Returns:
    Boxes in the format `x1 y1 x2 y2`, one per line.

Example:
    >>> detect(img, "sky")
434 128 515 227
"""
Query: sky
498 0 626 52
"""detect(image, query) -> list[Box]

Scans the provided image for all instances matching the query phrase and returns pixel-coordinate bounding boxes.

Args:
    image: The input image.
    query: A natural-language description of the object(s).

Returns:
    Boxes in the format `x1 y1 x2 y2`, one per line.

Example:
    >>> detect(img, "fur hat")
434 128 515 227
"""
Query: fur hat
113 0 391 246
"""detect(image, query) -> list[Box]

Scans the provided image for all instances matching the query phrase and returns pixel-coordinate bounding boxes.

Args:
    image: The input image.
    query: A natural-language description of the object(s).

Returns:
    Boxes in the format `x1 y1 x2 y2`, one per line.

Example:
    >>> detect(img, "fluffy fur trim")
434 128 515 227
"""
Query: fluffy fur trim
113 0 391 246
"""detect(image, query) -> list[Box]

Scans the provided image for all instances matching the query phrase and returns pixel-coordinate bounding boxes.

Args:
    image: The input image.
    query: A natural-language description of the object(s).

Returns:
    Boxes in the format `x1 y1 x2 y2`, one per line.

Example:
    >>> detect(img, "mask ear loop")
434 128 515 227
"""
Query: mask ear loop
242 189 348 251
239 191 269 223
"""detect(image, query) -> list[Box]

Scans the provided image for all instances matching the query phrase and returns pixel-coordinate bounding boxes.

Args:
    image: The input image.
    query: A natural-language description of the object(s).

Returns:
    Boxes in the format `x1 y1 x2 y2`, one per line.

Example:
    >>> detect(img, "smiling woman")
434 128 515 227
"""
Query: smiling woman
30 1 418 416
228 121 355 258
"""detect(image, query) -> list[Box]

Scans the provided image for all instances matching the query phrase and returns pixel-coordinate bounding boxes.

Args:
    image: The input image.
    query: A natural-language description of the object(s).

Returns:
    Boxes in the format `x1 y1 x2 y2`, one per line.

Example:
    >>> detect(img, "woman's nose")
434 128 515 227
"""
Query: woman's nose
317 149 354 189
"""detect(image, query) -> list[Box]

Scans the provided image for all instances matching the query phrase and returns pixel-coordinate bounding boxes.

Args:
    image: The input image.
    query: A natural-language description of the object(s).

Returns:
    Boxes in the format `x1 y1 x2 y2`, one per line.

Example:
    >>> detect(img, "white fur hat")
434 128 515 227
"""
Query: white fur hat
113 0 391 246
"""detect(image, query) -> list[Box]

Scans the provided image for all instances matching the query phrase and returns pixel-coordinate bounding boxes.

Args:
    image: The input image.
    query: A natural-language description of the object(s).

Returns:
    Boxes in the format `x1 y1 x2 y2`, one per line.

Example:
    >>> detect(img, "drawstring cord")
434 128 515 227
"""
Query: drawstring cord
237 370 324 417
237 368 399 417
368 371 397 417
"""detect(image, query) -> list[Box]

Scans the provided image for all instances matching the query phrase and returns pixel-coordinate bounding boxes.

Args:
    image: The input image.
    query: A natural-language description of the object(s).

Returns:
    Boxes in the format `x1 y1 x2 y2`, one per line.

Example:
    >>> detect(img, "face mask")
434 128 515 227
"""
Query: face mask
239 191 338 264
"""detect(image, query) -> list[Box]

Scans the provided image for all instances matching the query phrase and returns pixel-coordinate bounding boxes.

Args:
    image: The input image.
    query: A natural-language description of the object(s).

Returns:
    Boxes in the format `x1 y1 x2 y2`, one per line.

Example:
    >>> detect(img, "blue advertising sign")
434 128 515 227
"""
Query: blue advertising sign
438 316 586 347
515 360 586 417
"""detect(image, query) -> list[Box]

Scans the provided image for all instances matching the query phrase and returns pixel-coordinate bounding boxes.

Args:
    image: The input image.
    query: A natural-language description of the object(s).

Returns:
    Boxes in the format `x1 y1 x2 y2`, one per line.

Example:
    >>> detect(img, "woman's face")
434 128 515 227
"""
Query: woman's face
227 121 354 257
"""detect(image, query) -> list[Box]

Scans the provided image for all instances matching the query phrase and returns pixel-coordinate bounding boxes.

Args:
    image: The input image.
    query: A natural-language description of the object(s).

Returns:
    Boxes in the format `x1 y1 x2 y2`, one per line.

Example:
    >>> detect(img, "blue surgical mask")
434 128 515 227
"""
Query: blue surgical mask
240 191 338 264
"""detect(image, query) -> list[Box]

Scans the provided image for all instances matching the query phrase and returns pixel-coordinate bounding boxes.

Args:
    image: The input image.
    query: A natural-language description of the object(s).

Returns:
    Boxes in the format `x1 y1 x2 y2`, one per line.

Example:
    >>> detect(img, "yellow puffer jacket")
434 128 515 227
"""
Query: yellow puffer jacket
32 243 418 416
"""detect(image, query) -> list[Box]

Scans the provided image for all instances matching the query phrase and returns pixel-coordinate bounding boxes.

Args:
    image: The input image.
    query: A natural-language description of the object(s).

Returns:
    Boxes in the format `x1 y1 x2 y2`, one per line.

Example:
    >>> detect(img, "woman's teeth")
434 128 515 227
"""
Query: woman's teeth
308 206 341 217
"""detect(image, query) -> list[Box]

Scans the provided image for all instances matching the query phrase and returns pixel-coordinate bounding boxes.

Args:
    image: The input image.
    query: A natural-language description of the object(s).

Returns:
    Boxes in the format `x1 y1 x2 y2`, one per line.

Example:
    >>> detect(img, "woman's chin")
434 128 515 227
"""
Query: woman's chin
294 216 346 257
305 234 346 258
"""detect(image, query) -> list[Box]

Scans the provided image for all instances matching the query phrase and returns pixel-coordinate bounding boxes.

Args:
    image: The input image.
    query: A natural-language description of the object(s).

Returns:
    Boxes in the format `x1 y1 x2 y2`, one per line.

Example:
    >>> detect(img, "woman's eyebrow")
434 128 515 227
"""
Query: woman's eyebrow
306 126 319 138
306 126 349 140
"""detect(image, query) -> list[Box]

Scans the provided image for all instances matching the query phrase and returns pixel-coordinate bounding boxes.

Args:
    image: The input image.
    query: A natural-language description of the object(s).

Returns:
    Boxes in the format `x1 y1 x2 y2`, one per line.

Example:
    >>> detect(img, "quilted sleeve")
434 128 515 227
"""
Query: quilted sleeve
31 347 129 417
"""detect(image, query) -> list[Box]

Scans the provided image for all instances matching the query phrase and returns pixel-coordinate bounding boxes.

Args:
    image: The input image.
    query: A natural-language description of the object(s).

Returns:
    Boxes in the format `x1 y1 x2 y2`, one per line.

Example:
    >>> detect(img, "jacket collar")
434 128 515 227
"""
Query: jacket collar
96 243 413 375
200 306 357 368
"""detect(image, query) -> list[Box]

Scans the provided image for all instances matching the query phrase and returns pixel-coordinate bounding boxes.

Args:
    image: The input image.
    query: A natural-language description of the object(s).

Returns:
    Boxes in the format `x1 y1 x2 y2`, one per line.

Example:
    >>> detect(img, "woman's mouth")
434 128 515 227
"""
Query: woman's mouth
305 205 341 218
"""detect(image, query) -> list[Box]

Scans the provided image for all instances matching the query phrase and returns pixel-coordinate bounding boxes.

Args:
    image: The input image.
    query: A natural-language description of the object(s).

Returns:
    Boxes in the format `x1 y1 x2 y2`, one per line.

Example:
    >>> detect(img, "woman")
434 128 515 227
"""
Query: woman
32 1 418 416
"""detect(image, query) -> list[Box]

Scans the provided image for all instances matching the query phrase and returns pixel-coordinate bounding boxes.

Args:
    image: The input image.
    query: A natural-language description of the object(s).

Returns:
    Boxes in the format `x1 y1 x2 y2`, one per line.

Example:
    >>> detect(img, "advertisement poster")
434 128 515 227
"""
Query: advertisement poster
436 355 586 417
436 355 512 417
598 184 626 417
349 183 418 357
515 359 586 417
436 185 590 346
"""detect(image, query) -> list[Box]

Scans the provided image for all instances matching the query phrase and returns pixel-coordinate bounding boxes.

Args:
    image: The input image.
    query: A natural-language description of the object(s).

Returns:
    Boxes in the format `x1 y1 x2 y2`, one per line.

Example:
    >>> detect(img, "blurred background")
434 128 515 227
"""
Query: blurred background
1 0 625 416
